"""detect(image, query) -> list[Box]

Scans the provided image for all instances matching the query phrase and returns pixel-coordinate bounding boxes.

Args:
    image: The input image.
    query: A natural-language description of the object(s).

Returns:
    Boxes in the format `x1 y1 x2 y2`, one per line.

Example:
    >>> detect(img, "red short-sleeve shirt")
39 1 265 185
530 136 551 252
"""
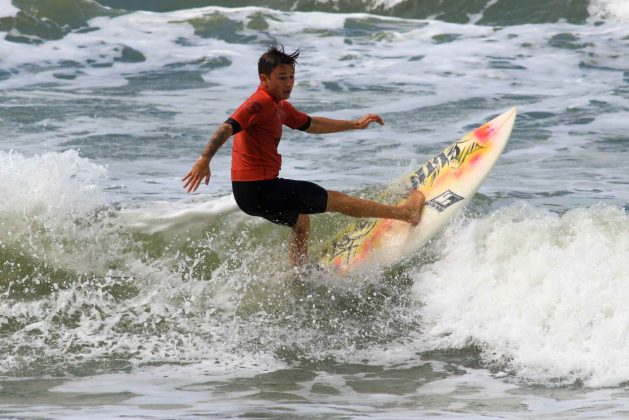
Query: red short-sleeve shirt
227 86 310 181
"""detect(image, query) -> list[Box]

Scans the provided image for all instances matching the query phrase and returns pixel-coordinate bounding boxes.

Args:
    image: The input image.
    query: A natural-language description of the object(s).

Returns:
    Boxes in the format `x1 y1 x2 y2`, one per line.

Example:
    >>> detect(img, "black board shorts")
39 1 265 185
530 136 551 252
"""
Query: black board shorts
232 178 329 227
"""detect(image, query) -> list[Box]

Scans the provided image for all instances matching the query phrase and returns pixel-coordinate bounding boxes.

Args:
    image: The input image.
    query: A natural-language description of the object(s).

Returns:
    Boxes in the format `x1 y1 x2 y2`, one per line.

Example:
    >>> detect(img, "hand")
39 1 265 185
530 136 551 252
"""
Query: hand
354 113 384 129
182 157 211 193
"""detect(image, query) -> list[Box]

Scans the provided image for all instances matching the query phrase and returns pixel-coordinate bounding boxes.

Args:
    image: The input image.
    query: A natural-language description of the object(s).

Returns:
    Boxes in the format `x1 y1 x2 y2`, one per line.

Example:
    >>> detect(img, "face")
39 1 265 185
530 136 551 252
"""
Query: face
260 64 295 101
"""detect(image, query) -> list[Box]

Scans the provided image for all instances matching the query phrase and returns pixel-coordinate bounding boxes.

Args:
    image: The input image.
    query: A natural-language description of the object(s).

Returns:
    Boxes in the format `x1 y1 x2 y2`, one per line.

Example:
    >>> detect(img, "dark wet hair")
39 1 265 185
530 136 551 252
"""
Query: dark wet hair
258 45 300 76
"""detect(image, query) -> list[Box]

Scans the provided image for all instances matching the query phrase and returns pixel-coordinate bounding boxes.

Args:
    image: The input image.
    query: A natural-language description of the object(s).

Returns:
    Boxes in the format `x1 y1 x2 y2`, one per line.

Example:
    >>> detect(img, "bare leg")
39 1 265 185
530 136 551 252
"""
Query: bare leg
326 189 425 225
288 190 425 268
289 214 310 267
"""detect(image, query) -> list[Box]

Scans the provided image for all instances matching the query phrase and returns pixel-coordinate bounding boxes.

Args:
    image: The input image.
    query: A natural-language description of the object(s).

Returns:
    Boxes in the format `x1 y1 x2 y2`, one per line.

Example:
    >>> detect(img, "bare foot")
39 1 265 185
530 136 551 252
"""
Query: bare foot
403 189 425 226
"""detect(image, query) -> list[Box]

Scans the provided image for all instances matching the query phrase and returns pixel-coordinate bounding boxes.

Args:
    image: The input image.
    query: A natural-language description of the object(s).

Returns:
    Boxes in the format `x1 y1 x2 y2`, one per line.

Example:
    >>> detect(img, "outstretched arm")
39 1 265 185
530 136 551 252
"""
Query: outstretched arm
182 122 233 193
306 113 384 134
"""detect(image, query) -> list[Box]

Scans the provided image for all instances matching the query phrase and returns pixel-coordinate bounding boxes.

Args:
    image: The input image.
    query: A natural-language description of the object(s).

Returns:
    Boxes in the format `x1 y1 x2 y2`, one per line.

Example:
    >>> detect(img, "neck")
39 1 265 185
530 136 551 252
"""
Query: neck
259 84 280 102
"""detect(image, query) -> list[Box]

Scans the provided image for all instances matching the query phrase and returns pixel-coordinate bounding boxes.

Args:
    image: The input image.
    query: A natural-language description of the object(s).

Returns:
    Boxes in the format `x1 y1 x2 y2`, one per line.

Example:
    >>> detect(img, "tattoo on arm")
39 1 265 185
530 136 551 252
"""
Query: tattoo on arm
201 123 233 159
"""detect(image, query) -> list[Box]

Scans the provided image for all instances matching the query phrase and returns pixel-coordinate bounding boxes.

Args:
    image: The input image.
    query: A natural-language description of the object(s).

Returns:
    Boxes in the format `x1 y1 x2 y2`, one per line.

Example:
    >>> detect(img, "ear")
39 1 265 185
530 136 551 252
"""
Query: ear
259 73 268 86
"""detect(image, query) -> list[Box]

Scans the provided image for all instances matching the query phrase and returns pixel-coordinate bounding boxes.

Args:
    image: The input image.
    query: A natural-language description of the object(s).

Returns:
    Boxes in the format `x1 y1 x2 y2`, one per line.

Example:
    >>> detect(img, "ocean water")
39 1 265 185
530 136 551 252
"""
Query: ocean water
1 0 629 418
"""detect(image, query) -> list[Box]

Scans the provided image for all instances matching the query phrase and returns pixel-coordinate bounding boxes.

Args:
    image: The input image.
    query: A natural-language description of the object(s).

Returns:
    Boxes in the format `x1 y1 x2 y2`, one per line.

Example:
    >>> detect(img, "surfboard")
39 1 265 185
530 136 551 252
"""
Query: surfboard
318 107 517 275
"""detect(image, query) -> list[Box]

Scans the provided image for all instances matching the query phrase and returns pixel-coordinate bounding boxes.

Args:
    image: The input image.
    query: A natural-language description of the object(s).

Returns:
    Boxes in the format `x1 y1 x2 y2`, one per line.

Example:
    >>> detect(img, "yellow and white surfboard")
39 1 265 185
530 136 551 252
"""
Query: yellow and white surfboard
319 107 517 274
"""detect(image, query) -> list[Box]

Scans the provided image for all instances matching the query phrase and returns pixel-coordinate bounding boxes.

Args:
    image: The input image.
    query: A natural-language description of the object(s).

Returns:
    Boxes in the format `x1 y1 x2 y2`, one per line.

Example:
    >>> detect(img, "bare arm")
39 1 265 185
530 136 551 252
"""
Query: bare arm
182 122 233 193
306 113 384 134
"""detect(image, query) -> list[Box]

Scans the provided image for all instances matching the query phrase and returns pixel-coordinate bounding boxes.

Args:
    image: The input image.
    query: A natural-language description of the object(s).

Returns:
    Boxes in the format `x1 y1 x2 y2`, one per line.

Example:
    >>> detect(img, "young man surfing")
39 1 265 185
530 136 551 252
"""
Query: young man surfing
182 46 425 267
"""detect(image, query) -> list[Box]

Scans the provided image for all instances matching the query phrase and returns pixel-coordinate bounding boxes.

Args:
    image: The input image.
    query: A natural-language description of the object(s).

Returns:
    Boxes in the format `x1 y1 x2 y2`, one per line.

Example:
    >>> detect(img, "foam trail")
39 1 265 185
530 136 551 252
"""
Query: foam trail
120 196 242 235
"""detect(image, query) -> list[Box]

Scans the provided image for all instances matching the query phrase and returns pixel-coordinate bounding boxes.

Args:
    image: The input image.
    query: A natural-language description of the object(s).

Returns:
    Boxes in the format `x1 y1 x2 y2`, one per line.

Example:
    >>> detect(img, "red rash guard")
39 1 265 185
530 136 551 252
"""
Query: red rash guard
226 86 311 181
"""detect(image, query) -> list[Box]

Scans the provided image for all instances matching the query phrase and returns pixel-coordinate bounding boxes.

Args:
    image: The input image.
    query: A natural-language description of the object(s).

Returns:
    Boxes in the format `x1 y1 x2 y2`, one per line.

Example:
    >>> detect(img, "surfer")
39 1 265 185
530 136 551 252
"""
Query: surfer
182 45 425 267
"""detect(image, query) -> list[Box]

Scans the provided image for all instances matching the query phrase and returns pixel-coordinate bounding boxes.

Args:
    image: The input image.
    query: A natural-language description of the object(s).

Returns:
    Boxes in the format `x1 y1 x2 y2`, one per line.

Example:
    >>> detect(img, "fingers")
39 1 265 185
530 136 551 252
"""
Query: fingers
182 166 211 193
358 113 384 128
182 172 193 190
370 114 384 125
191 171 208 193
185 177 195 193
182 175 197 193
188 177 201 193
186 175 204 193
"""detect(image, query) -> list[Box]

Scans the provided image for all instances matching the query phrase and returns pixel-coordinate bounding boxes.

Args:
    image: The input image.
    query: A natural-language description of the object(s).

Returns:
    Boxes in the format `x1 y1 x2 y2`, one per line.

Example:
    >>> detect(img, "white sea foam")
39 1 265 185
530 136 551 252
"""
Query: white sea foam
309 0 407 11
0 150 106 219
0 150 142 278
7 150 625 390
0 7 254 89
413 203 629 387
2 5 628 146
589 0 629 22
0 150 282 375
26 343 629 418
1 2 629 417
0 0 18 17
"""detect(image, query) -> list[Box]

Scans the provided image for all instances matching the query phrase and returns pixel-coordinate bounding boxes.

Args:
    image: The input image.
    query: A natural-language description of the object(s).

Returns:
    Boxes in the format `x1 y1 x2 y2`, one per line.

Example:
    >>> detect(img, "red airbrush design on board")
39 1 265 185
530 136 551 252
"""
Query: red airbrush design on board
474 124 494 144
469 154 482 166
340 218 396 270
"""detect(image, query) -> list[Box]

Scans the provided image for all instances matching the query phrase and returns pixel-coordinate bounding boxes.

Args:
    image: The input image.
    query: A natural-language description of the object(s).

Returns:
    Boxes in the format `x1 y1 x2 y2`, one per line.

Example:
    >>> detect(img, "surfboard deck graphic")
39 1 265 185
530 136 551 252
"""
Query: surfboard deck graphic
318 107 518 275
